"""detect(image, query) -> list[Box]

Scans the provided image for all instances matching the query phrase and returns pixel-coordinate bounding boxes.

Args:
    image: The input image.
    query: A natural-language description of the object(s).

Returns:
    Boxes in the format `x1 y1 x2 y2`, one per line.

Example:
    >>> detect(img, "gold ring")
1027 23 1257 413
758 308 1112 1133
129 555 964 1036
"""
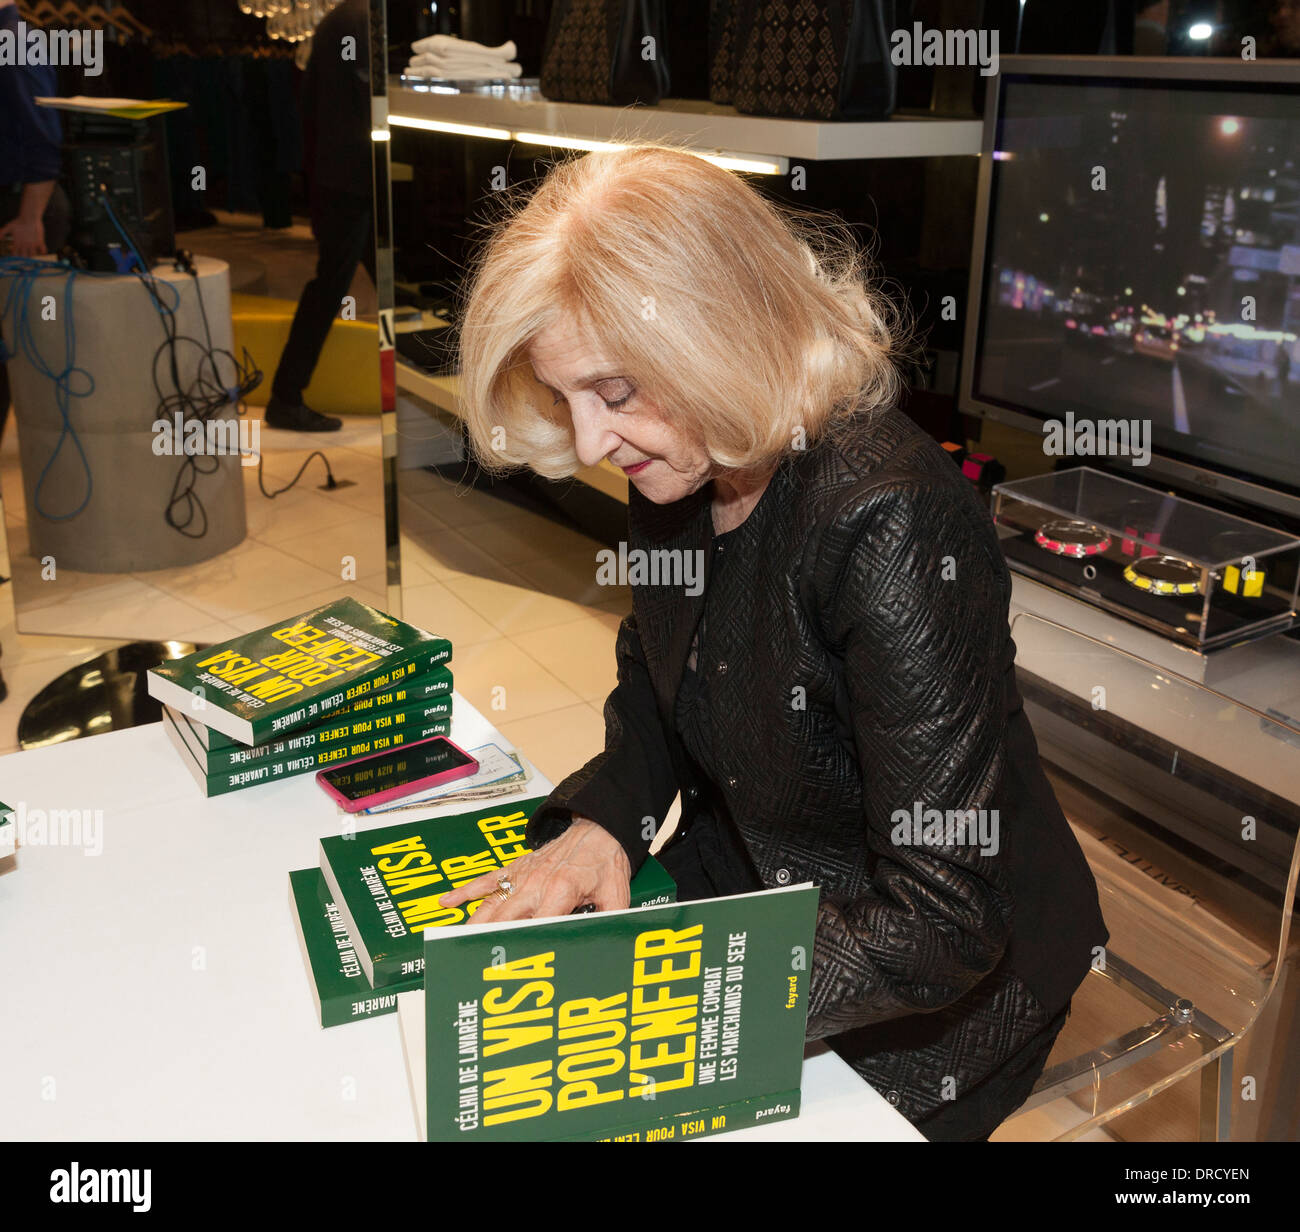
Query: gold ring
493 876 514 901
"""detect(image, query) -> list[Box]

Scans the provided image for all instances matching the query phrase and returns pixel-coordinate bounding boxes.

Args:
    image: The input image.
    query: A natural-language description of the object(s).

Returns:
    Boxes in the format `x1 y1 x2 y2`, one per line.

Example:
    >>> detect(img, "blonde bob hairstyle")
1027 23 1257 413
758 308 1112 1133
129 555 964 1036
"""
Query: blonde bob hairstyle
456 141 915 480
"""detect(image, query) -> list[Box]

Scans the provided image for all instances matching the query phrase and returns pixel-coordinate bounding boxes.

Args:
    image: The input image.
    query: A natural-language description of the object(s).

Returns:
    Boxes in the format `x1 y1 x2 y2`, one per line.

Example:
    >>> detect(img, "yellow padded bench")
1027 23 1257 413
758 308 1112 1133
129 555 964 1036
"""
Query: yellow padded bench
231 292 381 415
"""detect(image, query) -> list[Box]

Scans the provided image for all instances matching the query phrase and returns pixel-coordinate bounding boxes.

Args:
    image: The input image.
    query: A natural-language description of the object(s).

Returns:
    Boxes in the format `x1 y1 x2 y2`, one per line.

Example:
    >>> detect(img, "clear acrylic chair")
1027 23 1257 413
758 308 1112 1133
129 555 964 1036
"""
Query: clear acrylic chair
997 613 1300 1141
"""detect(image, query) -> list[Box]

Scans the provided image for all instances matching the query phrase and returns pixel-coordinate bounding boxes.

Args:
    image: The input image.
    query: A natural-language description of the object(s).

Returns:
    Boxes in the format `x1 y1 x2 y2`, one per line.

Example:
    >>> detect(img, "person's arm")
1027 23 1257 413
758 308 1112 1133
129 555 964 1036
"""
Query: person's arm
0 1 61 256
802 471 1016 1039
0 180 54 256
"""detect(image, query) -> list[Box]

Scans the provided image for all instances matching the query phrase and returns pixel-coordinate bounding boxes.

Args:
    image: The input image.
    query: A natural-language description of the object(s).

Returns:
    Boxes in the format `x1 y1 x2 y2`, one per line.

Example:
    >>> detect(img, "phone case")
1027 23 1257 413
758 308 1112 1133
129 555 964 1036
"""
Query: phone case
315 735 480 813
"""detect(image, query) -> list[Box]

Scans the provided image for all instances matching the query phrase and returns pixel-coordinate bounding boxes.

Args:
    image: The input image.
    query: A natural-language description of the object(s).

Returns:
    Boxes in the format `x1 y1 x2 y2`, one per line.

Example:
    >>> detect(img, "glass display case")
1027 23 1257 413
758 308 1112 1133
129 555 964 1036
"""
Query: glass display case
992 468 1300 652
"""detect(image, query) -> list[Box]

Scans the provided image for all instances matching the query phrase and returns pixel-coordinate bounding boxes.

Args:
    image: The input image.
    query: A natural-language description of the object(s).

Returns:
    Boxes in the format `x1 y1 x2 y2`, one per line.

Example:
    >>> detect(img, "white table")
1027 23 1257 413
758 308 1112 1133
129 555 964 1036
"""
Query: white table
0 695 924 1143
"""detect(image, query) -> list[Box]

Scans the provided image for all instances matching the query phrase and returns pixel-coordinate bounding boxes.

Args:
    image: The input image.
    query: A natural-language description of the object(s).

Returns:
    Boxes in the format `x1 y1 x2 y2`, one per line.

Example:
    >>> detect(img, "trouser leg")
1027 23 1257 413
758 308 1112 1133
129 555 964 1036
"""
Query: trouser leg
269 191 372 406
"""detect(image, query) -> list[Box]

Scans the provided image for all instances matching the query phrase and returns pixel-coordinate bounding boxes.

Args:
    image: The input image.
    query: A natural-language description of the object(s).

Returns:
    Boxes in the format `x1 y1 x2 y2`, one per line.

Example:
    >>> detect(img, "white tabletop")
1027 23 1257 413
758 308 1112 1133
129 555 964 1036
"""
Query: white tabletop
0 694 924 1143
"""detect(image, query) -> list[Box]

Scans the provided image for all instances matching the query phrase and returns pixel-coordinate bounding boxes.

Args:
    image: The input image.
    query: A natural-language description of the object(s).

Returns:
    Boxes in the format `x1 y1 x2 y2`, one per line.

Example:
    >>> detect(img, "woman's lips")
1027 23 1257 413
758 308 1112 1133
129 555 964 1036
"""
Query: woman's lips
620 459 652 475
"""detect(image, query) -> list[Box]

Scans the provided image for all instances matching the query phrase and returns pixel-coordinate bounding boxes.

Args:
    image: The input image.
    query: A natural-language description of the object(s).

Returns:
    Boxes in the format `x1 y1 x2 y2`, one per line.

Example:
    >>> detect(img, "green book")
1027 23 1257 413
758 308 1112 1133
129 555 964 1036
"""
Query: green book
146 597 453 746
171 697 453 773
289 868 419 1028
190 665 454 752
0 801 13 859
401 885 819 1141
319 797 678 988
163 706 451 797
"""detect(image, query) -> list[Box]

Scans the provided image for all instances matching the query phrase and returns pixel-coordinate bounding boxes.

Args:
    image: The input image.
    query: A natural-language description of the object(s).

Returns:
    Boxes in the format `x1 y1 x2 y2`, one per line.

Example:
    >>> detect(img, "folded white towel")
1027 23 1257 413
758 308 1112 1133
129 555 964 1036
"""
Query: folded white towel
416 52 522 75
404 61 523 80
411 34 517 60
409 50 515 70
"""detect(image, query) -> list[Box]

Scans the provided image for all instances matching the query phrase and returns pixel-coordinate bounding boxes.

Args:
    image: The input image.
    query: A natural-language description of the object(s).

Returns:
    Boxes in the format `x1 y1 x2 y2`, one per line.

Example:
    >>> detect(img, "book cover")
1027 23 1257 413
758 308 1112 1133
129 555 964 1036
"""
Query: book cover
410 886 819 1141
147 597 453 746
319 798 678 988
0 801 13 859
163 706 451 797
398 991 806 1144
289 867 419 1028
172 697 453 773
191 665 454 751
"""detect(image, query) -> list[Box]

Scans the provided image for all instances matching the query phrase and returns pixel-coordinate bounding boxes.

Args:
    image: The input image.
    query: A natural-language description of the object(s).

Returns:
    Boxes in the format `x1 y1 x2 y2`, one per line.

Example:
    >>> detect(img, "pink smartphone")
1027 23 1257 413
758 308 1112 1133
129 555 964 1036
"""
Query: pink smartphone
315 735 480 812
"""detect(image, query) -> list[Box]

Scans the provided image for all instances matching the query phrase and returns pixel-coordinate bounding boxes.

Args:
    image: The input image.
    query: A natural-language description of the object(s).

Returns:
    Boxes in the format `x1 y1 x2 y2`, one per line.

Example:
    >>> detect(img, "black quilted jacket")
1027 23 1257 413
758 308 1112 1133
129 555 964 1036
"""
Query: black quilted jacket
528 402 1108 1131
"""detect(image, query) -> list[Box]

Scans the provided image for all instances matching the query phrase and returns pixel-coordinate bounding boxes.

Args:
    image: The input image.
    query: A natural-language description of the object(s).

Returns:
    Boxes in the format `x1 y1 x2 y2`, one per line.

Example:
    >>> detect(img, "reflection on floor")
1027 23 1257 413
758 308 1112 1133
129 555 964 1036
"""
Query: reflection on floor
0 411 386 753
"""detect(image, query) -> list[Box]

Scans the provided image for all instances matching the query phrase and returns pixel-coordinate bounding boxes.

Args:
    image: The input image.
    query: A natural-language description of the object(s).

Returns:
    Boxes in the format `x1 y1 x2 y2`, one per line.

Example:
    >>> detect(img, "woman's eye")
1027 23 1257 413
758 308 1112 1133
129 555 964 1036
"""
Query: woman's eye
599 383 634 409
549 386 633 409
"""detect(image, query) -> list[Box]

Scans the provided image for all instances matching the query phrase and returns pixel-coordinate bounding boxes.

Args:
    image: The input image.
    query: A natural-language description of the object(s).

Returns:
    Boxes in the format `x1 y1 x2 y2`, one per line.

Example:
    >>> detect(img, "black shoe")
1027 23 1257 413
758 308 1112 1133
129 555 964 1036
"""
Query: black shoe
265 397 342 432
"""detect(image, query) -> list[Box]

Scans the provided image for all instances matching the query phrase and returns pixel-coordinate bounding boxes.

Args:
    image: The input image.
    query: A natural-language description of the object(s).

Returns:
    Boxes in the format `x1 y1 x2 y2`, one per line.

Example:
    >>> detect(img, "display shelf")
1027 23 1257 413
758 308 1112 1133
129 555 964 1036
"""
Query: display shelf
395 359 629 504
388 79 982 162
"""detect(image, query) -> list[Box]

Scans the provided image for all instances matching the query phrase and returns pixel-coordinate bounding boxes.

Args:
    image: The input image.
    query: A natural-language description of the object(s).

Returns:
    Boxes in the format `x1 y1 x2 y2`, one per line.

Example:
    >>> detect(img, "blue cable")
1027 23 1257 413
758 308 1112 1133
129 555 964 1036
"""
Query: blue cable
0 256 95 520
0 197 178 524
98 192 150 282
2 233 261 535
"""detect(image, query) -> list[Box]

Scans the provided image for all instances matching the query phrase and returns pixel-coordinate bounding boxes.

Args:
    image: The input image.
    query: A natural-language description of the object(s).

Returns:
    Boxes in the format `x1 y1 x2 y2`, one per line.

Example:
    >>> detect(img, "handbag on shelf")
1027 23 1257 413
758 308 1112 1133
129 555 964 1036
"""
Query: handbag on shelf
539 0 672 106
711 0 913 121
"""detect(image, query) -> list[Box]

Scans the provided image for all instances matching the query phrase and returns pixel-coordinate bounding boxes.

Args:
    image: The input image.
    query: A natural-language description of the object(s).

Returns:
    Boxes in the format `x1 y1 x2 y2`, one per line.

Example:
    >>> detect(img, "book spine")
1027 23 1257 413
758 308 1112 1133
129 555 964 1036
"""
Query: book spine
201 700 453 772
586 1090 802 1142
205 665 454 751
629 887 675 908
317 847 378 988
251 642 453 745
321 986 407 1029
199 719 452 796
342 667 453 714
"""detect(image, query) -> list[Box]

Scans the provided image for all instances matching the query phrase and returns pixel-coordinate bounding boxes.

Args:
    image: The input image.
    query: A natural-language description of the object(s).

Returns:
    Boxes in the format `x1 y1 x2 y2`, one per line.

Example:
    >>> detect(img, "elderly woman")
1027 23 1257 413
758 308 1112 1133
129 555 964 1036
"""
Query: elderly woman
439 143 1108 1141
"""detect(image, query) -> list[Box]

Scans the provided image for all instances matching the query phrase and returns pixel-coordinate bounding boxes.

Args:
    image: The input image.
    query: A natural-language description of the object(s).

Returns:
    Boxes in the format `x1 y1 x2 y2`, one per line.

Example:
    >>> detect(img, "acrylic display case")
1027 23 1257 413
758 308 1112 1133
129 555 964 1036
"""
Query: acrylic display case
991 468 1300 652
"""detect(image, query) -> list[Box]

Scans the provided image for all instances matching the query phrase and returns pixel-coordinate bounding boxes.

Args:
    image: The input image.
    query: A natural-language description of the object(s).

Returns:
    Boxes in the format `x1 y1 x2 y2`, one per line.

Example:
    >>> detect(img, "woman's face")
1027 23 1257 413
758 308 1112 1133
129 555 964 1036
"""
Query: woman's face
526 318 713 504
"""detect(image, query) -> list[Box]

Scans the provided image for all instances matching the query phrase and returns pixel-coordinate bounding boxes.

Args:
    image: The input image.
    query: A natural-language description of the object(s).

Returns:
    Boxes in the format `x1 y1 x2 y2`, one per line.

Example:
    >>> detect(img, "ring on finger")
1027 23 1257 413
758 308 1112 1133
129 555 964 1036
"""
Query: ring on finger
493 875 514 902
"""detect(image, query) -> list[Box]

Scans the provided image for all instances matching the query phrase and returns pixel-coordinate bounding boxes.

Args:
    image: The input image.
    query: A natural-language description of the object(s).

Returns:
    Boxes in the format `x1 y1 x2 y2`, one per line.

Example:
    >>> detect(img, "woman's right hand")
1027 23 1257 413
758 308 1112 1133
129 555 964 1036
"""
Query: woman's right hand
437 815 632 924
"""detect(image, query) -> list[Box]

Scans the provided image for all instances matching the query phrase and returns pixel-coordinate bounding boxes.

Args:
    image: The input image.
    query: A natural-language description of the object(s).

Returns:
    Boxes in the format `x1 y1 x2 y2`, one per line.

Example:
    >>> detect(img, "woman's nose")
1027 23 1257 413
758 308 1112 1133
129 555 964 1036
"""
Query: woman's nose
569 400 622 469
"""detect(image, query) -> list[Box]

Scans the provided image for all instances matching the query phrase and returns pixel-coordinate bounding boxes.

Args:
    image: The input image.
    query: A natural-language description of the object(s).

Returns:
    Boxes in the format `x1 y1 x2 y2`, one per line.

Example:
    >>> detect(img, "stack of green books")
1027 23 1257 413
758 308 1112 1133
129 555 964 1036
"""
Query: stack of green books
291 796 677 1029
149 597 454 797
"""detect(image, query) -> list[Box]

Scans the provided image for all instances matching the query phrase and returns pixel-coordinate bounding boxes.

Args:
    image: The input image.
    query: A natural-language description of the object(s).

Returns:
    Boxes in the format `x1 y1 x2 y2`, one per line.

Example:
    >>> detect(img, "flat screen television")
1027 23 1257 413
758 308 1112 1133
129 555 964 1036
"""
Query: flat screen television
962 55 1300 523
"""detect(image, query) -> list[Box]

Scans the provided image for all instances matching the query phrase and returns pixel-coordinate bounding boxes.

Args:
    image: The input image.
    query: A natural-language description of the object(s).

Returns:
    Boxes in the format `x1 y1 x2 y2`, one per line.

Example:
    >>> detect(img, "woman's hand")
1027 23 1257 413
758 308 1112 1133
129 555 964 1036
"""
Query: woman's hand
438 816 632 924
